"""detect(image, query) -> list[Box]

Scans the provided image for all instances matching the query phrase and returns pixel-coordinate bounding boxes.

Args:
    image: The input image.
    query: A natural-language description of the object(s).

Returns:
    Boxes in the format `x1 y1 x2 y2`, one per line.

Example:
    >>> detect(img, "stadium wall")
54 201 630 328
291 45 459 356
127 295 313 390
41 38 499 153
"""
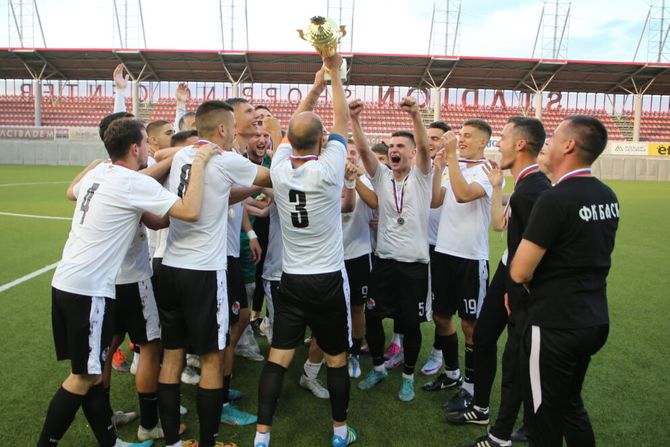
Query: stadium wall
0 136 669 181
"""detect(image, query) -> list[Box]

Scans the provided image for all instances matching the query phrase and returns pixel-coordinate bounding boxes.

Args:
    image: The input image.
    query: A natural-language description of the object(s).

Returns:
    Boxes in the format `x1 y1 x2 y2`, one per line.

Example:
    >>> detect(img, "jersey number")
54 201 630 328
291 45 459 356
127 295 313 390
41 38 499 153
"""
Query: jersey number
177 164 192 198
463 298 477 315
289 189 309 228
79 183 100 224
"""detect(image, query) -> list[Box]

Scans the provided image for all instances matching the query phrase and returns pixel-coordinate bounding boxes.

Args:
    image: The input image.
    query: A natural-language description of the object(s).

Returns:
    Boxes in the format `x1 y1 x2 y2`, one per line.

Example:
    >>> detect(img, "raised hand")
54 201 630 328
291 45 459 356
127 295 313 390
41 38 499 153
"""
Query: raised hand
175 83 191 104
482 159 504 188
113 64 129 91
441 130 458 159
345 161 358 181
313 65 327 91
349 99 364 120
194 142 222 164
262 116 281 134
322 53 343 74
399 96 419 116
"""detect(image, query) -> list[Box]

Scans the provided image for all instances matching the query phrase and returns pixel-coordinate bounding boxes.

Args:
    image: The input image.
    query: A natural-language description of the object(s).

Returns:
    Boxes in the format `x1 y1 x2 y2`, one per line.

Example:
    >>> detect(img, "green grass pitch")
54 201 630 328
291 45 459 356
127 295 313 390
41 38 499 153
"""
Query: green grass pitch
0 164 668 446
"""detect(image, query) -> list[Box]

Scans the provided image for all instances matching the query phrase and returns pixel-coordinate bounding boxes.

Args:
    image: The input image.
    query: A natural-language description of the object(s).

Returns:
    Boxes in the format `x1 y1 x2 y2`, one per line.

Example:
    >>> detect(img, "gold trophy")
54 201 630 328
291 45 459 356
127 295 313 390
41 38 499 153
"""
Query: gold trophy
297 16 347 81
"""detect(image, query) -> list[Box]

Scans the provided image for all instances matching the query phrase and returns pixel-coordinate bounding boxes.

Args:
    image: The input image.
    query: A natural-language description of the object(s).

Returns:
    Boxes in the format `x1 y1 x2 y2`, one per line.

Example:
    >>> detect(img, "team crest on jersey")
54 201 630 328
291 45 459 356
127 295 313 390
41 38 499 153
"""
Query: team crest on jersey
366 298 376 310
231 301 240 315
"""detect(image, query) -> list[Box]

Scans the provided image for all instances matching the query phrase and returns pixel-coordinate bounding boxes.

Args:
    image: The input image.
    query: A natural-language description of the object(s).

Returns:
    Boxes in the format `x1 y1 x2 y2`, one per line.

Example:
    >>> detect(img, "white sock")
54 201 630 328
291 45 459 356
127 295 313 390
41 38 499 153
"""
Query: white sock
462 380 474 395
445 368 461 380
402 373 414 381
474 405 489 413
303 360 322 380
333 424 348 439
131 351 140 370
392 333 403 345
373 364 387 373
254 431 271 446
488 433 511 446
431 348 442 357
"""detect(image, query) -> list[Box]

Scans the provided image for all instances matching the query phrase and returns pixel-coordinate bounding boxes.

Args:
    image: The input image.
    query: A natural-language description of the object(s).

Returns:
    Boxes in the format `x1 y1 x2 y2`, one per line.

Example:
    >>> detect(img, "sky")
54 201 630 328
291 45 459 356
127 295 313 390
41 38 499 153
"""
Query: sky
1 0 658 63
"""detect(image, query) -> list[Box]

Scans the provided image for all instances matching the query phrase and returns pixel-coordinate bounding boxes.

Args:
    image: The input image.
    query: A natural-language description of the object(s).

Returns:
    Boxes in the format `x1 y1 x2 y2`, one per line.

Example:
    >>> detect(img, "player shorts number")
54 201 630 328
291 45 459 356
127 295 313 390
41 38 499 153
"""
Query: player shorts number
177 164 192 198
418 301 426 317
80 182 100 224
463 298 477 315
289 189 309 228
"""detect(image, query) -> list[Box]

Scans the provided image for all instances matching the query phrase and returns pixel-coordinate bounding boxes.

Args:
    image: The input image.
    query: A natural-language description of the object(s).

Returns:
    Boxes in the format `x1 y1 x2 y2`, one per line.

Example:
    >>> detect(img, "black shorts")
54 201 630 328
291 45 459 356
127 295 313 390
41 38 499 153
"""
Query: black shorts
431 251 489 320
429 245 439 297
151 257 163 291
367 258 430 326
156 265 228 355
227 256 248 324
272 270 351 356
114 279 161 344
51 288 115 375
345 253 372 307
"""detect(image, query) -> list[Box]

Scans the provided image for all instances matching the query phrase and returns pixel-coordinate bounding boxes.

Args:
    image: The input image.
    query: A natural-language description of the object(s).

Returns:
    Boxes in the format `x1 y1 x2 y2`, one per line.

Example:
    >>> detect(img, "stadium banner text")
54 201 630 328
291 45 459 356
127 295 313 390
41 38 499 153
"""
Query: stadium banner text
647 143 670 156
605 142 649 156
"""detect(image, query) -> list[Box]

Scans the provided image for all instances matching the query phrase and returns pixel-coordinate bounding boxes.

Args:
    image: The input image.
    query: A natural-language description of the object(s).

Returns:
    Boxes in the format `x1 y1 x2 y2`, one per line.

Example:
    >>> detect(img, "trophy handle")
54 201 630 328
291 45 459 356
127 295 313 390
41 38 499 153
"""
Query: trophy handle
339 25 347 38
297 29 307 41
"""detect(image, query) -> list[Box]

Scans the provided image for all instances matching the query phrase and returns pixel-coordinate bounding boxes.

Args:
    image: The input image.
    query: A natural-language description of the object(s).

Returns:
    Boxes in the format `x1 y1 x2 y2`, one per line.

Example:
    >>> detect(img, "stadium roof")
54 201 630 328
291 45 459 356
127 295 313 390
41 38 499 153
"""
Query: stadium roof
1 48 669 95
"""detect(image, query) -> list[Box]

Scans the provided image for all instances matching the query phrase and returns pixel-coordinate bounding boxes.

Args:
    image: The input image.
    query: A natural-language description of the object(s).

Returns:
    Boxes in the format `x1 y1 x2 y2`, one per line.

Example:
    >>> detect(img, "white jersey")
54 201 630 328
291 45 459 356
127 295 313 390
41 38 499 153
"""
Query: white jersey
342 175 374 260
271 134 346 274
371 163 432 264
435 164 493 260
261 202 283 281
428 207 441 247
226 201 244 258
152 228 169 258
162 144 258 271
52 163 178 298
116 222 152 284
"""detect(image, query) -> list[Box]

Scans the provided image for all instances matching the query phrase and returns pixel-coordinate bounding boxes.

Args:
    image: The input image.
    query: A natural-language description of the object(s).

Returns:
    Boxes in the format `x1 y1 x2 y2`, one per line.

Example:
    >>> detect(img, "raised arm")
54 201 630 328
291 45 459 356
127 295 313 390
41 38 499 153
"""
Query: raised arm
292 67 326 119
167 143 219 222
399 97 430 174
349 99 379 178
483 160 506 231
442 131 486 203
174 83 190 131
323 54 348 137
431 148 447 208
262 116 283 158
341 161 357 213
113 64 128 113
356 176 378 209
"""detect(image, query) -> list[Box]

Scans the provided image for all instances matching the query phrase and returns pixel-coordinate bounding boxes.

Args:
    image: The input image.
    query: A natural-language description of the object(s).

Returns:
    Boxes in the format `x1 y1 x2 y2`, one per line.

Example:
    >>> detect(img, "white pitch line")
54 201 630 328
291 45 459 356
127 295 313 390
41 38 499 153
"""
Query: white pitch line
0 181 69 187
0 211 70 221
0 262 60 294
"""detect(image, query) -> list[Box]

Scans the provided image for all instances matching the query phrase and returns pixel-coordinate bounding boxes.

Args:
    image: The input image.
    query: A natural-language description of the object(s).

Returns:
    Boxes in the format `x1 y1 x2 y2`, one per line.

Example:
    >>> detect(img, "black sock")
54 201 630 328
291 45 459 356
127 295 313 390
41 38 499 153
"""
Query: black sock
439 333 460 371
81 383 116 447
433 327 440 350
197 387 224 447
402 324 422 375
365 315 385 366
38 386 84 446
222 374 232 404
327 365 350 422
350 338 362 356
138 392 159 430
464 343 475 384
157 382 181 445
257 361 287 426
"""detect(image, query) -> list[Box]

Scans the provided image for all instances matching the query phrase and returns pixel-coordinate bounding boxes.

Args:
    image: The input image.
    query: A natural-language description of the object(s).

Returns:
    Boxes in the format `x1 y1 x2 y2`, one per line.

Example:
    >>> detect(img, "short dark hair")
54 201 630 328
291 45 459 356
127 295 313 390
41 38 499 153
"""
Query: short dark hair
195 100 234 137
178 111 196 131
171 129 198 146
564 115 608 164
254 104 271 113
462 118 492 140
103 119 144 161
287 114 324 151
428 121 451 133
225 97 250 109
371 142 389 155
391 130 415 146
99 111 134 141
507 116 546 156
146 120 170 136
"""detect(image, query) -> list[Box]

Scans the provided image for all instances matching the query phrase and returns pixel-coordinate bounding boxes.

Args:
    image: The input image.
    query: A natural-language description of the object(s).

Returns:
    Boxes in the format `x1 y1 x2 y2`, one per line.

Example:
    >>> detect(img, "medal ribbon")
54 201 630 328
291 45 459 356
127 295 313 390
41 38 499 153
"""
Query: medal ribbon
391 175 409 218
556 168 592 185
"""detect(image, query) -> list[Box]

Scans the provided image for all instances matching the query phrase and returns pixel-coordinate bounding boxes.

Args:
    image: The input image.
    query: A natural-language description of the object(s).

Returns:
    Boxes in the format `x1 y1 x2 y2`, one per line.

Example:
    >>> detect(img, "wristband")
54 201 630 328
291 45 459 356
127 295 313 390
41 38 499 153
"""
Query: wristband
247 230 258 240
345 178 356 189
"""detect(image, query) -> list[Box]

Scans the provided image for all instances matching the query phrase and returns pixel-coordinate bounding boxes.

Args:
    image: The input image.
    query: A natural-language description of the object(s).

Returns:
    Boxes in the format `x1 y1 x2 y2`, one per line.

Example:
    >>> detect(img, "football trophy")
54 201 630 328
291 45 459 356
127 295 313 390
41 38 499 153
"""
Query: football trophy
297 16 348 81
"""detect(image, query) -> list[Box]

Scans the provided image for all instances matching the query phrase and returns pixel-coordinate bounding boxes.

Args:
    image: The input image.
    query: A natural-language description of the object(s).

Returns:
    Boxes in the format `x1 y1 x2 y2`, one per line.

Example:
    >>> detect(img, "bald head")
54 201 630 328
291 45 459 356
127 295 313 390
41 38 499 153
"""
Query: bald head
288 112 324 151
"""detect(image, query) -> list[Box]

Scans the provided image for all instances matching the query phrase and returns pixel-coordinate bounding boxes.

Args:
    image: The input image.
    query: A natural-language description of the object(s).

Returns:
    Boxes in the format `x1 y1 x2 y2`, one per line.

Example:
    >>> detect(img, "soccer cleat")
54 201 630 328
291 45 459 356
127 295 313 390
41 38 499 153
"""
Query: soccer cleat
464 435 512 447
446 406 489 425
420 352 443 375
398 377 415 402
220 403 257 426
137 422 187 441
348 354 361 378
181 365 200 385
114 440 154 447
255 444 267 447
511 425 529 443
234 345 264 362
421 372 463 392
228 388 242 401
299 374 330 399
250 317 263 336
384 350 404 369
183 441 238 447
357 368 388 390
383 341 401 360
111 410 137 427
186 353 200 368
112 349 130 372
331 426 358 447
443 388 473 412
